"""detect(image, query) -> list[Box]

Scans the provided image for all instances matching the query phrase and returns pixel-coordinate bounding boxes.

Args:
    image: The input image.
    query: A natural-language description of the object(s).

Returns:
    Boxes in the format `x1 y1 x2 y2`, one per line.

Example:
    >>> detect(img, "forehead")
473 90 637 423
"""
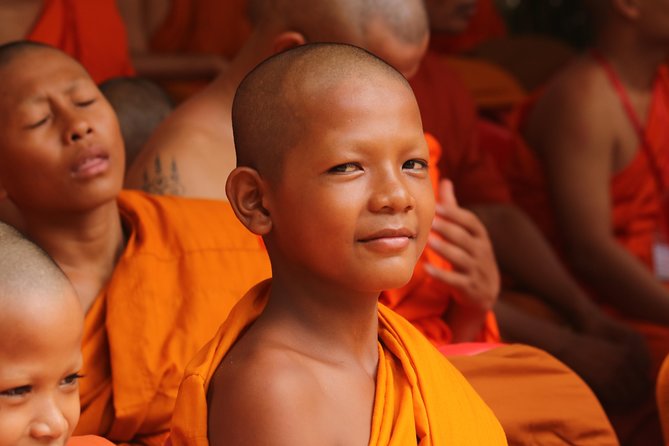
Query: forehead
0 48 92 109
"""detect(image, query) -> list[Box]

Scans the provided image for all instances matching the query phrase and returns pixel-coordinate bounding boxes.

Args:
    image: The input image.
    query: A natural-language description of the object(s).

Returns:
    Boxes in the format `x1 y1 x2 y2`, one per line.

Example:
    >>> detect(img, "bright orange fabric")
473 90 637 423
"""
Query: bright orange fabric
410 51 512 206
380 133 500 347
72 191 271 445
67 436 115 446
27 0 135 84
449 344 620 445
429 0 507 55
169 280 507 445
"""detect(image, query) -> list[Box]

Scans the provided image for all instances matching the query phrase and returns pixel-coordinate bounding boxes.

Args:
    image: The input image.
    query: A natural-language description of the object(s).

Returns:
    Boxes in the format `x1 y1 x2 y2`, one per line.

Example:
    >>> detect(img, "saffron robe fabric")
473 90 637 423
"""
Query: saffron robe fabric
27 0 135 84
169 280 507 445
448 344 620 445
67 436 115 446
380 132 500 347
72 191 271 445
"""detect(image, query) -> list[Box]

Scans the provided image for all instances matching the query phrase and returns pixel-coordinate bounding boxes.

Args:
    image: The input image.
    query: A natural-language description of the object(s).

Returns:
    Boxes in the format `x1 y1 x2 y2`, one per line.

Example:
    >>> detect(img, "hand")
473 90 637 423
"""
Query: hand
424 180 500 312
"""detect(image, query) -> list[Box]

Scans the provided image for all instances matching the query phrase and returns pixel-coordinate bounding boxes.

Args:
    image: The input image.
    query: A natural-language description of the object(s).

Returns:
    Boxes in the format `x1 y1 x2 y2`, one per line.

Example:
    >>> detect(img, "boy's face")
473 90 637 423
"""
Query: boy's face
0 48 124 214
0 289 83 446
265 75 435 293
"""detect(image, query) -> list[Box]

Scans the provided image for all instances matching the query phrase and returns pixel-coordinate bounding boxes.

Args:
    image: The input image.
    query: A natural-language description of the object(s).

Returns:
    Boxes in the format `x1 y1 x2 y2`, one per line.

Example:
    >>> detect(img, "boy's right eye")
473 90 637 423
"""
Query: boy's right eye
328 163 362 174
0 385 31 398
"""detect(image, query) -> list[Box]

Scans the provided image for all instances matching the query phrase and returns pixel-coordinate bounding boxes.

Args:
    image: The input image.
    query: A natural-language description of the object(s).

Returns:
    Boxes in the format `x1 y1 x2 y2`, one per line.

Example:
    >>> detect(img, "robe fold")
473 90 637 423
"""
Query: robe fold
27 0 135 84
67 436 115 446
169 280 507 445
73 191 271 445
449 344 620 445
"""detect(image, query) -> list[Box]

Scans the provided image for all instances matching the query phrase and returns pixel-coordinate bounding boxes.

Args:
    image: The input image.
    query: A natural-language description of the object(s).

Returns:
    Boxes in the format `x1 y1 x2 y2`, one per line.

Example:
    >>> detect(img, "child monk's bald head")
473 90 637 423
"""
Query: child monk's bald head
231 42 414 180
0 222 77 312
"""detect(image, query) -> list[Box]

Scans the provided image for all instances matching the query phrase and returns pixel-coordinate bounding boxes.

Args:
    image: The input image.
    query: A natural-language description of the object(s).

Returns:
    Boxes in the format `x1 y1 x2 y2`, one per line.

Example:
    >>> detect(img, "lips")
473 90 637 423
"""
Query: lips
70 147 110 179
358 227 416 253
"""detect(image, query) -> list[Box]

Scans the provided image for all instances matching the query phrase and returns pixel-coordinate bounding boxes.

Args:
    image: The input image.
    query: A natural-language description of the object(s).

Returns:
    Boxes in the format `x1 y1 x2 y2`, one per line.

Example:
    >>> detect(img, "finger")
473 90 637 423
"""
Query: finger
431 218 478 255
428 234 475 273
424 263 489 308
434 204 488 238
438 179 457 208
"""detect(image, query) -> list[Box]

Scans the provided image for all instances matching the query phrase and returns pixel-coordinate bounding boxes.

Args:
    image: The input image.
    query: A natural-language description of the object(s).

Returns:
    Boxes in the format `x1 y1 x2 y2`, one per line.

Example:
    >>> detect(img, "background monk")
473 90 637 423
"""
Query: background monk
504 0 669 443
170 42 507 446
0 222 113 446
413 0 651 412
0 41 270 445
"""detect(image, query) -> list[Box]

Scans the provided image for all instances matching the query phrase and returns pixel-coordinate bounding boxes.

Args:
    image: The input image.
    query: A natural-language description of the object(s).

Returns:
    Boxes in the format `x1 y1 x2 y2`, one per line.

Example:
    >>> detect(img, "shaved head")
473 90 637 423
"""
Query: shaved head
232 42 414 179
0 222 75 308
0 40 68 69
247 0 428 46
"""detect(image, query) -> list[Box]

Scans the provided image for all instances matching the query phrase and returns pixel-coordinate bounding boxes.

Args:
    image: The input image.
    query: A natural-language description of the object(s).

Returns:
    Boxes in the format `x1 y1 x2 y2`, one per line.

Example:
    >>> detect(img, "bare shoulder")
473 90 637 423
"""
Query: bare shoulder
524 54 620 157
207 338 326 445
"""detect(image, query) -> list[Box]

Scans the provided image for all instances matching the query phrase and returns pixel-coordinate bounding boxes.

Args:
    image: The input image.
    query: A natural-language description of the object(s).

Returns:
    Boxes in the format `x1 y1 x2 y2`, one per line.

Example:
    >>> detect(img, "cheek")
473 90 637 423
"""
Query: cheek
63 393 80 436
0 405 28 446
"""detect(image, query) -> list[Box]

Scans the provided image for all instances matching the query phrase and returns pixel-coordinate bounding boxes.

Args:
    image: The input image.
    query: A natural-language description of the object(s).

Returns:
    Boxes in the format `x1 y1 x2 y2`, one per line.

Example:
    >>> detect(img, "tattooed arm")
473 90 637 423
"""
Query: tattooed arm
141 155 186 196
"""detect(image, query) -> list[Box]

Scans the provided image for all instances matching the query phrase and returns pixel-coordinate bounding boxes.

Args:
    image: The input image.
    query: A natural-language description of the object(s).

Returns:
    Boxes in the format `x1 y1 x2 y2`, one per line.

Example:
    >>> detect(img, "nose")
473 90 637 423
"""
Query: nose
368 169 415 213
29 397 69 440
62 108 93 144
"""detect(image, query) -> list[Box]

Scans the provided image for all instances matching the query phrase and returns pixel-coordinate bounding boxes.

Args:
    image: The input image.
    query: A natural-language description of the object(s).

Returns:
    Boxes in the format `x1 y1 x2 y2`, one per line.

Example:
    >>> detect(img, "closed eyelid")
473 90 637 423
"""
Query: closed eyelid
0 385 31 397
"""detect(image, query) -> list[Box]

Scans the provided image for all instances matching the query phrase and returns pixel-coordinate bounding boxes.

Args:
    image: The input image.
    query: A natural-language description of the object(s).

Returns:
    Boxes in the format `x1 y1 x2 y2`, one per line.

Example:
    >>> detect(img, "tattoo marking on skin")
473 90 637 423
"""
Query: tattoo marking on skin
142 156 186 195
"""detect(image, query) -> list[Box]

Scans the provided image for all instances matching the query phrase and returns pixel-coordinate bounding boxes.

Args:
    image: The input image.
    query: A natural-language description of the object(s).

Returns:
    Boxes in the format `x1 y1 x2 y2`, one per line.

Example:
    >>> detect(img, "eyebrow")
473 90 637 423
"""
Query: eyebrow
19 78 89 107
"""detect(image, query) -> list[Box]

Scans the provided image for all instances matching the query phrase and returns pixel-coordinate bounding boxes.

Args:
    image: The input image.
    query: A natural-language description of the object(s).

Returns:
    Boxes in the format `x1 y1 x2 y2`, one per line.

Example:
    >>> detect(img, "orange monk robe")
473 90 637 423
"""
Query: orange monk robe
658 354 669 444
169 280 508 446
380 133 500 348
429 0 507 55
410 51 513 207
27 0 135 84
502 65 669 374
72 191 272 445
448 344 620 445
67 436 115 446
150 0 250 59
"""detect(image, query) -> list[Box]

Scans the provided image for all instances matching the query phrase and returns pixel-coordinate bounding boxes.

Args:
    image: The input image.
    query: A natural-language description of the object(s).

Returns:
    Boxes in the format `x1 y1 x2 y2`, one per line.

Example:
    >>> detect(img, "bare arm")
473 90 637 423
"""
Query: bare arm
427 180 500 342
525 74 669 325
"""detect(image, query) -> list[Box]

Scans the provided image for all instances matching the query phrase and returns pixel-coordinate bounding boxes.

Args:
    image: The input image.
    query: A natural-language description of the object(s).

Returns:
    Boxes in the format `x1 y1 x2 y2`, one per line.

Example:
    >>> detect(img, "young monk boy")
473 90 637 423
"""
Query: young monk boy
169 42 507 446
0 222 112 446
0 41 271 444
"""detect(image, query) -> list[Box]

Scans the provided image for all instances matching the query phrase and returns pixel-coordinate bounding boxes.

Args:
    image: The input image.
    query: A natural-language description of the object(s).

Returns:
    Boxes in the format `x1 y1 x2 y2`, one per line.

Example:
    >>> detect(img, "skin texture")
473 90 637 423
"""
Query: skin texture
212 43 435 446
0 222 84 446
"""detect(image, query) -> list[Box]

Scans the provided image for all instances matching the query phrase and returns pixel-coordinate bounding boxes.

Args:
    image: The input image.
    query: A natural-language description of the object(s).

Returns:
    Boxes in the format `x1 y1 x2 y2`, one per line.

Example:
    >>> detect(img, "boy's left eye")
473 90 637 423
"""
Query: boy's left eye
75 99 96 107
328 162 362 174
61 373 83 387
402 159 428 171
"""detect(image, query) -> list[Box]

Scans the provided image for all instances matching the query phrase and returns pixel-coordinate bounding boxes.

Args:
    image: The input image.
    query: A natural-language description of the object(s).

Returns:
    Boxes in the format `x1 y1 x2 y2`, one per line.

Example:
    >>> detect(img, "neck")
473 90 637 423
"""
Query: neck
594 26 667 92
22 201 124 310
264 270 380 374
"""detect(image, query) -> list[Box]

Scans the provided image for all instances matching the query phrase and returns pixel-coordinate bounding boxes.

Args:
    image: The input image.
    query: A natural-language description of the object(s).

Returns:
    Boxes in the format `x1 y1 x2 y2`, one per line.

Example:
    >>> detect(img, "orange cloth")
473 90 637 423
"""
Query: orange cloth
169 280 507 445
410 51 512 206
67 436 115 446
449 344 620 445
72 191 271 445
27 0 135 84
380 134 500 347
150 0 250 59
429 0 507 55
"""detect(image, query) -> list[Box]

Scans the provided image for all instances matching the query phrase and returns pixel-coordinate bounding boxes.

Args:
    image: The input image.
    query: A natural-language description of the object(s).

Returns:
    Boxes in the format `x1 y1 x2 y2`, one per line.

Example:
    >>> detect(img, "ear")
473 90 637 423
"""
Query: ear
271 31 306 54
225 167 273 236
612 0 641 20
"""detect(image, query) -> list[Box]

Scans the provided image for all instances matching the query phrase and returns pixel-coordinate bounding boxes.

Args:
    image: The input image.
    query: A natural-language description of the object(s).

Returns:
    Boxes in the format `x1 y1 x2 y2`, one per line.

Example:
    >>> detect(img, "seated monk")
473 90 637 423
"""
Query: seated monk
0 0 134 84
129 0 619 442
0 222 113 446
169 42 507 446
0 41 271 444
503 0 669 443
408 0 650 413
